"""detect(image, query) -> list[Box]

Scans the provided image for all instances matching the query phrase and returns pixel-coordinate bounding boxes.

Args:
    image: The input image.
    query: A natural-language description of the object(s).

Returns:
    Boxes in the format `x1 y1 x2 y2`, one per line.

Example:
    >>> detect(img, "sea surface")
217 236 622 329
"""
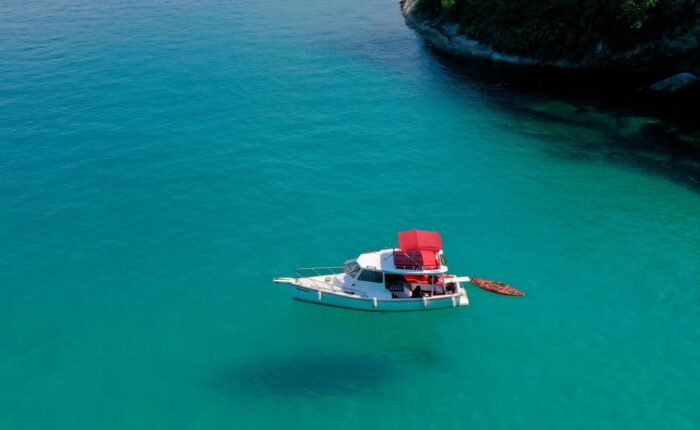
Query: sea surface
1 0 700 428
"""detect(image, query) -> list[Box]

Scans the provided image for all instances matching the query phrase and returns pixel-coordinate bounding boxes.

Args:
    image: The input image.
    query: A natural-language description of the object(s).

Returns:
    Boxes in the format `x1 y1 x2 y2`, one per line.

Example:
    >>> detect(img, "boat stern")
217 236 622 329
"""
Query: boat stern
458 286 469 306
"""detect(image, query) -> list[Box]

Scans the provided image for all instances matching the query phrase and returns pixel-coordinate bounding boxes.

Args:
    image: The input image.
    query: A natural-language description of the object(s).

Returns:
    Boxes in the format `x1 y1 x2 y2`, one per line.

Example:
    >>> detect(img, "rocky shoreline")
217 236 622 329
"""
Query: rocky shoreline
400 0 700 95
401 0 554 67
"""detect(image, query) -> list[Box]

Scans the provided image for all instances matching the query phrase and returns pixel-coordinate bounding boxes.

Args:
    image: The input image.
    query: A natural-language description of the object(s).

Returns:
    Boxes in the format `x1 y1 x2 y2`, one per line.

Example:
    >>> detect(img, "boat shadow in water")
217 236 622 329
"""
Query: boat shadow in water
208 307 456 399
209 353 400 398
425 49 700 192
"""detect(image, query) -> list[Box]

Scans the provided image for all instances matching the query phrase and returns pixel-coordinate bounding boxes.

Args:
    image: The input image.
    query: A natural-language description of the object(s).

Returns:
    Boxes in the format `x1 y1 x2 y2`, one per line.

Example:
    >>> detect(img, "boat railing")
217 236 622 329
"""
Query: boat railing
294 266 368 297
295 266 343 292
392 248 436 270
295 266 345 276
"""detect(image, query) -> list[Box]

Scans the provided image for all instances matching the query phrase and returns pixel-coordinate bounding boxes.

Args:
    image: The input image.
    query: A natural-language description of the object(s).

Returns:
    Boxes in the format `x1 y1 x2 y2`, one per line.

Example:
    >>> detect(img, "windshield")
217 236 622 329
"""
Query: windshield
343 260 360 278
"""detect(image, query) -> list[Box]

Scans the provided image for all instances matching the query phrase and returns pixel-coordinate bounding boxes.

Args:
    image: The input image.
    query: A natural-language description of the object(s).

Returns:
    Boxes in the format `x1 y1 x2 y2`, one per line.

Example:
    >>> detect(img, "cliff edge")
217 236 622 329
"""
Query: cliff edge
401 0 700 92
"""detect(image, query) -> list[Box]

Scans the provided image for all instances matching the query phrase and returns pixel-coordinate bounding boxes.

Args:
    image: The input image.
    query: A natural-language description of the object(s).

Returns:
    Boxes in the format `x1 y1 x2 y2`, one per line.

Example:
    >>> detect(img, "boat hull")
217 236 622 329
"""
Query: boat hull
285 283 468 312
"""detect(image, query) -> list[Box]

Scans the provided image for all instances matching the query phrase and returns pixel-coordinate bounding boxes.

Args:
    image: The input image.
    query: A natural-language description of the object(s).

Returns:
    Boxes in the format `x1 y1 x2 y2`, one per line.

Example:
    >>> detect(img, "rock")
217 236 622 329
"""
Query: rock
401 0 544 66
441 23 460 38
648 72 700 94
400 0 700 72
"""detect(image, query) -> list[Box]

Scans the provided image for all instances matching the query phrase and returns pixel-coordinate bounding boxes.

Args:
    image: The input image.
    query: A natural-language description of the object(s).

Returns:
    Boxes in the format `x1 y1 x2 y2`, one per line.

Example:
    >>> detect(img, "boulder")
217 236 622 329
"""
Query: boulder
648 72 700 94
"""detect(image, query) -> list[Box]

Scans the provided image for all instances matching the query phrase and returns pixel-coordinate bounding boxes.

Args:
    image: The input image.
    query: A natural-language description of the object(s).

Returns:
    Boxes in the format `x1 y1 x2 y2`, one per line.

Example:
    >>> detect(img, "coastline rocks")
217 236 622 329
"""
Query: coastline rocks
648 72 700 94
400 0 548 67
400 0 699 72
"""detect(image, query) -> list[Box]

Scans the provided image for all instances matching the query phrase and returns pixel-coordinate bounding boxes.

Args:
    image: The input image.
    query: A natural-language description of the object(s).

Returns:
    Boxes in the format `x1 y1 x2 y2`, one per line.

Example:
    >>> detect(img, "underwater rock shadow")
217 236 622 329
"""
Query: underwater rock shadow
507 109 700 192
209 353 401 398
424 49 700 192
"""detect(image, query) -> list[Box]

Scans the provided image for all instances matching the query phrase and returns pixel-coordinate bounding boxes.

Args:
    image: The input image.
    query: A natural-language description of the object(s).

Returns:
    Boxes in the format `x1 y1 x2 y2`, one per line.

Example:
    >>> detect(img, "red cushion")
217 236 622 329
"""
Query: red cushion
394 250 440 270
404 275 429 283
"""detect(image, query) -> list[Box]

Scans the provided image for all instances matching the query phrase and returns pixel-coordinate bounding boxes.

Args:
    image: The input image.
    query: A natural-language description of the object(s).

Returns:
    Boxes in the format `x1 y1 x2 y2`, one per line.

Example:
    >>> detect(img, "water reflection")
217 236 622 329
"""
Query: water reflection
283 300 457 359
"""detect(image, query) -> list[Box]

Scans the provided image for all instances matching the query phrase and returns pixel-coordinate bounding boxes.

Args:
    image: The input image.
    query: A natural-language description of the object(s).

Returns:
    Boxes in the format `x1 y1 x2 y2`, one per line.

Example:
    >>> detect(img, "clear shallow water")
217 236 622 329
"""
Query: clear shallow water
1 0 700 428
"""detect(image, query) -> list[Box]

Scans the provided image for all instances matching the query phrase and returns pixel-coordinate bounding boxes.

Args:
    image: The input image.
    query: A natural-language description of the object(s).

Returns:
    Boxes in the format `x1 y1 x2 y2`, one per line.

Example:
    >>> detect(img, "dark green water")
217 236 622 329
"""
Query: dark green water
1 0 699 428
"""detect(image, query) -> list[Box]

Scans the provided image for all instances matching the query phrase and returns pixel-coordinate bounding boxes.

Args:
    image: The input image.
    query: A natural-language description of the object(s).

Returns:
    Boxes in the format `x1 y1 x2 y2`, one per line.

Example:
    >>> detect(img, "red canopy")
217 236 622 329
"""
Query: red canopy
398 230 443 252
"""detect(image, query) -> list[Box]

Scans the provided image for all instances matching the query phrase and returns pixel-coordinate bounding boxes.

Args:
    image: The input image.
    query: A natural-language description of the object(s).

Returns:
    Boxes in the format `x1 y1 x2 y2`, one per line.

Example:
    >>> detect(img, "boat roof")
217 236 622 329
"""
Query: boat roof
356 249 448 274
398 230 442 252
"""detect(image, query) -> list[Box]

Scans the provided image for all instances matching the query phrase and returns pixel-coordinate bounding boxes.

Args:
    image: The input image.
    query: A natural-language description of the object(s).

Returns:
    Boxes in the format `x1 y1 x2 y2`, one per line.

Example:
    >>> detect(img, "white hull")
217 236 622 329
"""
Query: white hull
280 279 469 312
274 236 470 312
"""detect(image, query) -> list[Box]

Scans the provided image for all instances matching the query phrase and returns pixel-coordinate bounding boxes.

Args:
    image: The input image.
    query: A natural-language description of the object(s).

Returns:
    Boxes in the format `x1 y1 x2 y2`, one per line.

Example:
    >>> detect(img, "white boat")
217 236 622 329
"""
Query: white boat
273 230 470 312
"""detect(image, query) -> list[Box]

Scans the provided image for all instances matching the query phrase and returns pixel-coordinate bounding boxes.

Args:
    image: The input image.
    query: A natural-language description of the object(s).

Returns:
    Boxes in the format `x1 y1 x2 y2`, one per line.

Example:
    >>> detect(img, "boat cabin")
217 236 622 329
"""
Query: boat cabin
342 230 457 300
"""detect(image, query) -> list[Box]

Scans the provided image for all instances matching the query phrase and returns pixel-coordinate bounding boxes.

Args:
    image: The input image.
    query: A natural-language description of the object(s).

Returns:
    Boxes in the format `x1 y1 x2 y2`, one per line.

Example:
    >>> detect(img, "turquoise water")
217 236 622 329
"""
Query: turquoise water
2 0 700 428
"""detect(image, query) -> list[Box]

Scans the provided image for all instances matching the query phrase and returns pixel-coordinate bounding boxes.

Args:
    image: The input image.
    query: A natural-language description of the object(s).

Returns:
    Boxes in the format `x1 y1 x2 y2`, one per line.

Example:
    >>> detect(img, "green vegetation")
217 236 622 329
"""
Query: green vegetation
415 0 697 61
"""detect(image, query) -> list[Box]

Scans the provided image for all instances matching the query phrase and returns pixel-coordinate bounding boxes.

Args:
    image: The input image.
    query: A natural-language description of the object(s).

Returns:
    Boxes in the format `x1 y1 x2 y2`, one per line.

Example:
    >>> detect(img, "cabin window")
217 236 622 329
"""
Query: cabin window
358 269 383 283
